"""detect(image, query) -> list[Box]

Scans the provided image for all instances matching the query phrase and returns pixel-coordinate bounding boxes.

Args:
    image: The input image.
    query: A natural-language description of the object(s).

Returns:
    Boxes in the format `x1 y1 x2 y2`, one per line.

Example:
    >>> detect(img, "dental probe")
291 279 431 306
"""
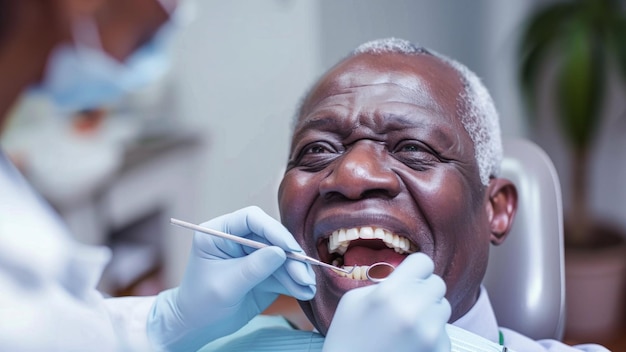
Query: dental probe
170 218 355 275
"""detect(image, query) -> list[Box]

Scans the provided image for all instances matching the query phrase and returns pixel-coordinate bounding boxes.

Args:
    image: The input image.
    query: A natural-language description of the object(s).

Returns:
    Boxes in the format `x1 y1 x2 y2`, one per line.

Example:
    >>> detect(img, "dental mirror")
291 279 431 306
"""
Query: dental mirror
366 262 395 282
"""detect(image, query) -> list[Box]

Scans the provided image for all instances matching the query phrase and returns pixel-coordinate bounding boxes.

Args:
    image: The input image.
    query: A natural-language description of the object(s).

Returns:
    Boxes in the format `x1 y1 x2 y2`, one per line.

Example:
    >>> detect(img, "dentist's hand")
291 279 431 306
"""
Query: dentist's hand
147 206 316 351
323 253 451 352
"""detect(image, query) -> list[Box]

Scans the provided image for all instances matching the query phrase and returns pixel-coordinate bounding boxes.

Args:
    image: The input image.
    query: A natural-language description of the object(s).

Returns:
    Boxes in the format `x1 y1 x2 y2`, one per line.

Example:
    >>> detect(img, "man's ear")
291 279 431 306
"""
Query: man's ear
486 178 518 245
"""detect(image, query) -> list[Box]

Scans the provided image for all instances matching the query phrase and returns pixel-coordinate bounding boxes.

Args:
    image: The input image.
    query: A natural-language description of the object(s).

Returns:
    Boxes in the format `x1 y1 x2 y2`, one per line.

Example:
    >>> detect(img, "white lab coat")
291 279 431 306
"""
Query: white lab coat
0 151 155 351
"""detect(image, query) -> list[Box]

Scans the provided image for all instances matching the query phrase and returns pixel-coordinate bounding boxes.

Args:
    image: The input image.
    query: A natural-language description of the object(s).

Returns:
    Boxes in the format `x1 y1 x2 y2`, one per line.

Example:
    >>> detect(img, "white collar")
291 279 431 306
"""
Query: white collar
451 285 500 343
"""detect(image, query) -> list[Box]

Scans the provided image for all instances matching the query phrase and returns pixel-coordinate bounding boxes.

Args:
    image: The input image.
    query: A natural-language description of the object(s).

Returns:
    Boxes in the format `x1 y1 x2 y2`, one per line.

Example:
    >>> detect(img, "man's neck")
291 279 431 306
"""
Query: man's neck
452 286 500 343
449 285 481 323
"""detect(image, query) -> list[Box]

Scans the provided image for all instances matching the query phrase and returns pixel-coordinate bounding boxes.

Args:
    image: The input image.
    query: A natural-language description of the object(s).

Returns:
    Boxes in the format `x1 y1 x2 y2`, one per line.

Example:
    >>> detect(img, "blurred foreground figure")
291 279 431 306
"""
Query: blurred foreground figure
1 1 317 351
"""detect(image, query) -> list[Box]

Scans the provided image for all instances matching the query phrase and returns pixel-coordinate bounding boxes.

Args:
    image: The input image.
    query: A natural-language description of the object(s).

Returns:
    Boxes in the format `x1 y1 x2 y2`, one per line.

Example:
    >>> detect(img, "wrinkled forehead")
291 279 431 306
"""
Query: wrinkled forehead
299 52 466 124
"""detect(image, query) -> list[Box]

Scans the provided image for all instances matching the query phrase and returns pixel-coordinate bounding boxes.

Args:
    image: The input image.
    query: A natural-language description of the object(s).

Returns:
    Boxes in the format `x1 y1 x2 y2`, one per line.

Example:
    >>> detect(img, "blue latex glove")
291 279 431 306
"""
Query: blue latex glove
323 252 451 352
147 206 316 351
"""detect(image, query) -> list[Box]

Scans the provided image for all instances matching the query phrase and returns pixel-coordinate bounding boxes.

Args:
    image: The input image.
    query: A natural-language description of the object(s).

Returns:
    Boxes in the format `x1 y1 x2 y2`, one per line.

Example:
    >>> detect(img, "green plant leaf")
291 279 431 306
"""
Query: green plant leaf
519 2 577 124
556 19 605 151
518 0 626 247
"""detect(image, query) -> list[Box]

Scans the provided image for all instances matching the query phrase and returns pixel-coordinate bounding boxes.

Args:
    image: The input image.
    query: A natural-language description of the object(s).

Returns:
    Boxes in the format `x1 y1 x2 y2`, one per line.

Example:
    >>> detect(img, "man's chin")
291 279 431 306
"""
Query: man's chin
298 266 378 334
297 297 335 335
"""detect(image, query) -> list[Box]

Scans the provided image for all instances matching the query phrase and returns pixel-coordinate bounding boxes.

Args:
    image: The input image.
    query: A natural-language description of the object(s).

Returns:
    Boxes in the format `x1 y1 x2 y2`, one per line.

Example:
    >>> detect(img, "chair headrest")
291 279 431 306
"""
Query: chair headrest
482 138 565 340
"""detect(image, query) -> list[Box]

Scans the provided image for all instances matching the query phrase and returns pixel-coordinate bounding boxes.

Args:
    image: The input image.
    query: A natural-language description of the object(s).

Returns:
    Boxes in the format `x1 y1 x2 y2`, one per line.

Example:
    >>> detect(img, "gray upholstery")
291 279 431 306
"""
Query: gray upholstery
482 138 565 340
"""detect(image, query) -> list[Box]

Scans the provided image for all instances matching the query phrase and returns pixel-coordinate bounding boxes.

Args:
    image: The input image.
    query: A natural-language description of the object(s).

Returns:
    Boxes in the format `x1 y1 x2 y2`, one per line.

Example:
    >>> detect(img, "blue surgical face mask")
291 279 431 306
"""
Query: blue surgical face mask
32 0 190 113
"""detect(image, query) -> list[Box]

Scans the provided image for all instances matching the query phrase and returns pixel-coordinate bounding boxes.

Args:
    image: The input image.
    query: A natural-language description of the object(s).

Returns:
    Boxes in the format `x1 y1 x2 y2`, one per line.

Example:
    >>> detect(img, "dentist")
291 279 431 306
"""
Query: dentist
0 0 315 350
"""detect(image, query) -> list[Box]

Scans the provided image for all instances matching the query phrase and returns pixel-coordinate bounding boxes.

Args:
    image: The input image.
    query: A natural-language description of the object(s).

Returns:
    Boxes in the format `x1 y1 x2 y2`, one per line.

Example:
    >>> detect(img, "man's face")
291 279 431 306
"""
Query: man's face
278 52 492 334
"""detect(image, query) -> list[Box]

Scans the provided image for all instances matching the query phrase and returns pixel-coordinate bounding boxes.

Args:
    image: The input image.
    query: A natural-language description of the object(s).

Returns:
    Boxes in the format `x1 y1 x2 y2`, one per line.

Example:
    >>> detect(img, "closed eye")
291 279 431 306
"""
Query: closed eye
290 141 340 171
399 144 423 152
392 140 441 168
304 144 334 154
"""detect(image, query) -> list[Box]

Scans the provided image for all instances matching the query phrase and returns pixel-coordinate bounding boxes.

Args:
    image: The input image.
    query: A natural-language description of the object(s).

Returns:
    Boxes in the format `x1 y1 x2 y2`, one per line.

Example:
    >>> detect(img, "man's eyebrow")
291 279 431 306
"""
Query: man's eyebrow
380 113 425 129
297 116 339 129
298 113 424 130
382 113 458 147
293 111 454 139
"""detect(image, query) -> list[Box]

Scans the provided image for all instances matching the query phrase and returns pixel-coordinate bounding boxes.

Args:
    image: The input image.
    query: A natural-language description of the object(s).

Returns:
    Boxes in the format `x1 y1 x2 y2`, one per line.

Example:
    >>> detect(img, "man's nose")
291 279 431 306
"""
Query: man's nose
319 141 401 200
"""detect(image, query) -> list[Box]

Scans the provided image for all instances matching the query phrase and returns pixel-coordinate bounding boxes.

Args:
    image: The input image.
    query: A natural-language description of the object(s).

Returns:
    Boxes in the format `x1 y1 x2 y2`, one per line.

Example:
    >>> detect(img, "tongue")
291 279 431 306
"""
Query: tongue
343 246 407 267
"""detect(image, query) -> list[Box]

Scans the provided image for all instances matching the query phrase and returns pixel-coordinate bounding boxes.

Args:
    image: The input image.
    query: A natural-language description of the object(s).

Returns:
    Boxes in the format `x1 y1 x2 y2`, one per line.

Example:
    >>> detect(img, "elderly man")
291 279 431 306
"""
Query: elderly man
200 38 607 351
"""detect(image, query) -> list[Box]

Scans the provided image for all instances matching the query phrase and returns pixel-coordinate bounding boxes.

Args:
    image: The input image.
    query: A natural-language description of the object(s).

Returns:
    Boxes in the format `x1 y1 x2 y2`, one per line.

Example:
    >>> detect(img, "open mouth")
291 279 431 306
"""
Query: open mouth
318 226 419 280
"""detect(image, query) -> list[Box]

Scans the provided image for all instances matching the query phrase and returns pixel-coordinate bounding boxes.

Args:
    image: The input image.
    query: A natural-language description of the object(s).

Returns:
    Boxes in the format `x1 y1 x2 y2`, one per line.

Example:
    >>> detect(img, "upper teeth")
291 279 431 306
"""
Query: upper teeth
328 227 416 255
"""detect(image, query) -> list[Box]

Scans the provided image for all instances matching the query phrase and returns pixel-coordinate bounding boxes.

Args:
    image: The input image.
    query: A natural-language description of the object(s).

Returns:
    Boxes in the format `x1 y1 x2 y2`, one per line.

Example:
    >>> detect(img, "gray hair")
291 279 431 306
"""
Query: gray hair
352 38 502 185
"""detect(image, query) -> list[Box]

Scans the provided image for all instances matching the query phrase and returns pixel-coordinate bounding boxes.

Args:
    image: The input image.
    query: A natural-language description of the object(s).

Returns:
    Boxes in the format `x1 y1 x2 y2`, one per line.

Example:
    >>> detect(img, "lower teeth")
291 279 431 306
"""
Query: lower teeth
332 265 372 281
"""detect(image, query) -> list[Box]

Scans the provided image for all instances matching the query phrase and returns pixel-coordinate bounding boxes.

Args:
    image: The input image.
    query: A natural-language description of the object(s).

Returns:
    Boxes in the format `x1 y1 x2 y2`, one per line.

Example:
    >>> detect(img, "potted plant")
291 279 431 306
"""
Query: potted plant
519 0 626 342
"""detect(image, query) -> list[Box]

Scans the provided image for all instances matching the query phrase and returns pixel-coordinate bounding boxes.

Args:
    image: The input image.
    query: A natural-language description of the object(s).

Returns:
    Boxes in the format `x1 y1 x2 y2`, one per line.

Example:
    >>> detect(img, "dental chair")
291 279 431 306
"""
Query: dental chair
483 137 565 340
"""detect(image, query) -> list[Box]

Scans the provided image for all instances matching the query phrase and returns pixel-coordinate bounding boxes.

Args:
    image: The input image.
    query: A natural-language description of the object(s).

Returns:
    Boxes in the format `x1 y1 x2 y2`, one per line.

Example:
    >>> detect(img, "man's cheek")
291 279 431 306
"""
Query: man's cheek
278 177 306 229
282 173 317 208
423 180 469 223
